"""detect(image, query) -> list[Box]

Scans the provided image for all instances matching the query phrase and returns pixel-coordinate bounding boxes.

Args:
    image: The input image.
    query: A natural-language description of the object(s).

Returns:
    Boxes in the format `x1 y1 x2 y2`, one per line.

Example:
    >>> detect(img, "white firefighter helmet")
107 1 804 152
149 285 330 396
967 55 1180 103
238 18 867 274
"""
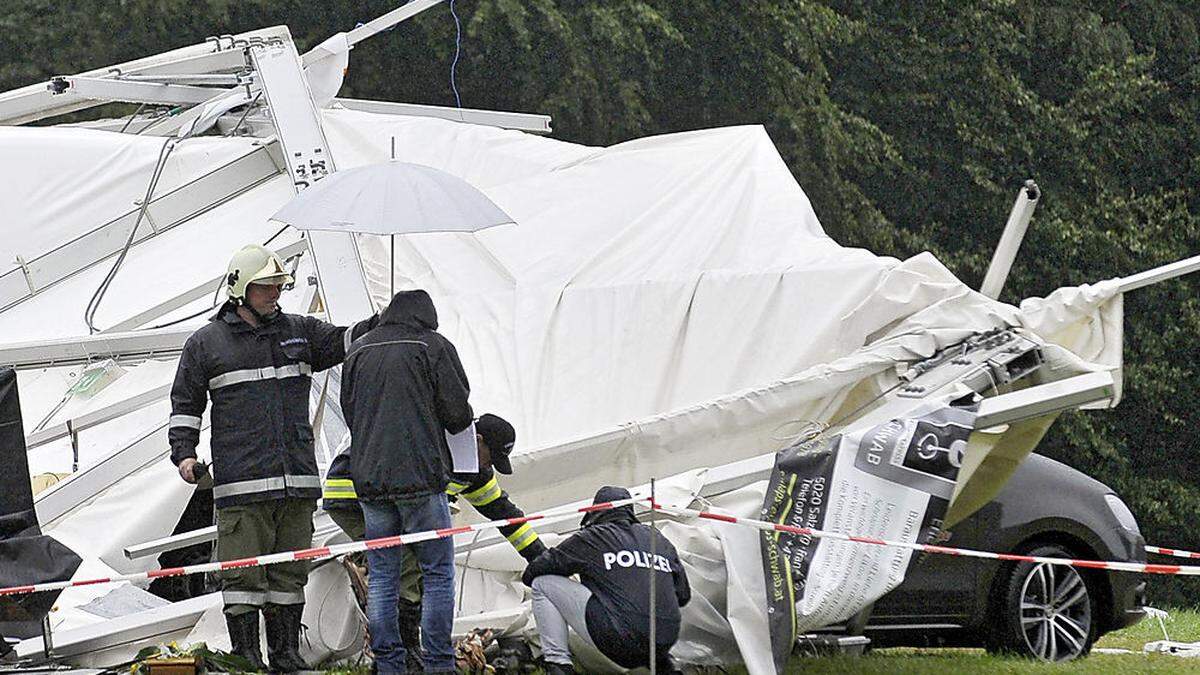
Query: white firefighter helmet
225 244 293 302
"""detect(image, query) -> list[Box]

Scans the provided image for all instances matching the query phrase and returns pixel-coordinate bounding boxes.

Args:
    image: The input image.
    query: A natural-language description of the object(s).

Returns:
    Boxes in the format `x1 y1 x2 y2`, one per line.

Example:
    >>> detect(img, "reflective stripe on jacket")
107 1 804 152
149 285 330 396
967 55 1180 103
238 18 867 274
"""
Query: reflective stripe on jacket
169 303 374 508
323 450 545 560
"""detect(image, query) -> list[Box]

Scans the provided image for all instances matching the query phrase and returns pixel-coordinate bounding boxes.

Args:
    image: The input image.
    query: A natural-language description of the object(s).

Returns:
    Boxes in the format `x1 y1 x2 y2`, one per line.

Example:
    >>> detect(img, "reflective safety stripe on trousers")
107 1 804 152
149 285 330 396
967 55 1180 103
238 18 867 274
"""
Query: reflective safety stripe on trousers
169 414 202 430
214 474 322 499
208 363 313 390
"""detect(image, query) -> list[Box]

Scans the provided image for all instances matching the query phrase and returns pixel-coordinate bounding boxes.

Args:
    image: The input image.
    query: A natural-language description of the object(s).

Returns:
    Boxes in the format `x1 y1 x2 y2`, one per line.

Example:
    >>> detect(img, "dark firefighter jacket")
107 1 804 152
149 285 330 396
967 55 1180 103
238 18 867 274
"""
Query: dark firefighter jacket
322 450 546 560
521 490 691 668
340 290 474 501
168 303 374 509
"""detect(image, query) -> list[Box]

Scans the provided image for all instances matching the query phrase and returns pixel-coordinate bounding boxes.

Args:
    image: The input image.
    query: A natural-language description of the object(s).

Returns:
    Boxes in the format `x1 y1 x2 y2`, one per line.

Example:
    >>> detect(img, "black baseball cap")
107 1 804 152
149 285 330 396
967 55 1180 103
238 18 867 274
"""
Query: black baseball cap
476 413 516 474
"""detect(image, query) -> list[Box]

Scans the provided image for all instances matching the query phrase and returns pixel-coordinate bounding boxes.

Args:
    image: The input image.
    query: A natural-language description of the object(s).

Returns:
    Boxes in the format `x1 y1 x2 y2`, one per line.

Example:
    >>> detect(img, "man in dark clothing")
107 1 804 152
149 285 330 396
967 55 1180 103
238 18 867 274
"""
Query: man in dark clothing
522 486 691 675
169 244 376 672
341 289 473 674
322 413 546 671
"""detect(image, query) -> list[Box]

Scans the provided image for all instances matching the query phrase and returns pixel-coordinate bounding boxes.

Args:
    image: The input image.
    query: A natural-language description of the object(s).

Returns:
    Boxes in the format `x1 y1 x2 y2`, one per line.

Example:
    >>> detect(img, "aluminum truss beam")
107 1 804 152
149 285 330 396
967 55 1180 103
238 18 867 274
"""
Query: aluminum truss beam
0 326 192 371
118 74 246 86
980 180 1041 300
15 593 220 661
0 26 287 126
24 384 171 451
335 97 553 134
251 36 374 324
333 0 448 58
0 141 283 312
125 526 217 560
1118 254 1200 293
0 241 307 370
974 371 1116 428
102 239 308 333
34 421 177 527
49 76 231 107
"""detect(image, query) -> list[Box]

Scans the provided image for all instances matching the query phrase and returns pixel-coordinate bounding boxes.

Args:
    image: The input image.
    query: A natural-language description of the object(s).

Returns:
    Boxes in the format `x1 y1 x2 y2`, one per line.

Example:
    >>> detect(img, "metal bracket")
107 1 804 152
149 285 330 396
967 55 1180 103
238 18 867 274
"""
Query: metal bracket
897 329 1043 398
13 255 35 294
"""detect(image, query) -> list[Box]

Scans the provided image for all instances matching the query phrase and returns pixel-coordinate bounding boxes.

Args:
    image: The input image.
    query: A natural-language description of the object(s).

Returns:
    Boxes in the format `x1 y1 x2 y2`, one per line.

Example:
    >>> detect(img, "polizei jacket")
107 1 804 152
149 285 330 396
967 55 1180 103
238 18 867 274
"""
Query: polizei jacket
341 290 474 501
168 303 373 508
522 488 691 668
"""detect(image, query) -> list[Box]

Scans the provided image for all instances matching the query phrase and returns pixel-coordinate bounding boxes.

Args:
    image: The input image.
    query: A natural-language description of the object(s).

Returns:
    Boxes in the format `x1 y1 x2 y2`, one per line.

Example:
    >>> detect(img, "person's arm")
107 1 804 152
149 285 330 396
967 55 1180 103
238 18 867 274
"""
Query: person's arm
433 338 473 434
521 531 590 585
339 351 358 434
466 478 546 559
669 543 691 607
305 314 378 372
169 337 208 483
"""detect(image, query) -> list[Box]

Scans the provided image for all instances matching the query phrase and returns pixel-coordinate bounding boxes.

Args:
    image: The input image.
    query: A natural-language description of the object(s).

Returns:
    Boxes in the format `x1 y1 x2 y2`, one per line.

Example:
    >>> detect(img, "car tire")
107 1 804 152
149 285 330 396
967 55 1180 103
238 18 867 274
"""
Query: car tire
985 543 1097 661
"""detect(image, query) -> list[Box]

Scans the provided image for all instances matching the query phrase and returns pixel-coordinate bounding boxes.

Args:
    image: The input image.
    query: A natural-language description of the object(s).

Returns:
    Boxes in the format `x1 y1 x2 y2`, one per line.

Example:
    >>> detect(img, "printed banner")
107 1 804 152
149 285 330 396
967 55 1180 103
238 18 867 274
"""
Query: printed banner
760 401 977 672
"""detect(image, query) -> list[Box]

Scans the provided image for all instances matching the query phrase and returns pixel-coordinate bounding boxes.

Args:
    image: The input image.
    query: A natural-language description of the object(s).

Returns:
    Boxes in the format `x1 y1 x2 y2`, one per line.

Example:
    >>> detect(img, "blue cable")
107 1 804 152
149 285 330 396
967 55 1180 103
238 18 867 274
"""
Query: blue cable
450 0 462 108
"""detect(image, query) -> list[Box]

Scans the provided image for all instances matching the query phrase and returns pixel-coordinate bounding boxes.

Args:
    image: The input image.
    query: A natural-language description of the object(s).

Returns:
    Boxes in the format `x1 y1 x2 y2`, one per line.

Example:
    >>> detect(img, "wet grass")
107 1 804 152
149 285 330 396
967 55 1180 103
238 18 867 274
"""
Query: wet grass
322 608 1200 673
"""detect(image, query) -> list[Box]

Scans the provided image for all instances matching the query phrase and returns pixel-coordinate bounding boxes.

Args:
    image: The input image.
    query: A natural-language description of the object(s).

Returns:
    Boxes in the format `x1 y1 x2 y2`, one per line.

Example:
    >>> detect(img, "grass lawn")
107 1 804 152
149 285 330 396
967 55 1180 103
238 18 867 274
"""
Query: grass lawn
770 606 1200 673
324 608 1200 673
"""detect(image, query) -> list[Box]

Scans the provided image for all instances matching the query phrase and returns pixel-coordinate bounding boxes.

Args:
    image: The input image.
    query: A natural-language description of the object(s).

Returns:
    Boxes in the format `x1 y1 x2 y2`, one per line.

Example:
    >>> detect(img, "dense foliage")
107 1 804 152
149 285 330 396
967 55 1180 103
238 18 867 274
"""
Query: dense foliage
2 1 1197 603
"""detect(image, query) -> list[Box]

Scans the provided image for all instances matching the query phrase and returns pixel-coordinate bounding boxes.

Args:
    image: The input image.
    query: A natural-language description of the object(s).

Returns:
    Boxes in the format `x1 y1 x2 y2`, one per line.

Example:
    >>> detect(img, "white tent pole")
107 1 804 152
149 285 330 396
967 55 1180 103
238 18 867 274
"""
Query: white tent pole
391 136 397 298
980 180 1041 300
649 477 658 675
1118 254 1200 293
303 0 448 66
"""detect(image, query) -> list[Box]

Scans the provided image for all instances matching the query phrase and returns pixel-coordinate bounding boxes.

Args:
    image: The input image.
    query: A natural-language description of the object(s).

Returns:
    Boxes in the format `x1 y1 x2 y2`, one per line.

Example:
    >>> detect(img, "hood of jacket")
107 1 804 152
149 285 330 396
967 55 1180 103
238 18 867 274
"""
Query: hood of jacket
380 290 438 331
581 485 638 528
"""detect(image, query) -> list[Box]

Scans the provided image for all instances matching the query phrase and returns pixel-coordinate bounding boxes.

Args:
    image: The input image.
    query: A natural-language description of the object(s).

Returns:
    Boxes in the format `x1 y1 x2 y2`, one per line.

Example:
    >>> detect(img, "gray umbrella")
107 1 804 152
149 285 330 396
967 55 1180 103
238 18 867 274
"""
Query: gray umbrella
271 160 515 294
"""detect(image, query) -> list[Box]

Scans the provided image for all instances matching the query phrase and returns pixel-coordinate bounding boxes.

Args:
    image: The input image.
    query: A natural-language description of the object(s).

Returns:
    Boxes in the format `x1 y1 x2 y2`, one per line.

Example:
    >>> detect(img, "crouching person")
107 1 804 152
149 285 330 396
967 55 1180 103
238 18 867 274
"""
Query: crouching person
522 486 691 675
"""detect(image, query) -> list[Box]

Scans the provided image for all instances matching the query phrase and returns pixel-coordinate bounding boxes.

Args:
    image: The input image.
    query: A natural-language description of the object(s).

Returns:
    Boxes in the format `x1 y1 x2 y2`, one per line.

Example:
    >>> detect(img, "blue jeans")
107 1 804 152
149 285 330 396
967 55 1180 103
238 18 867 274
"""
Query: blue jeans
361 494 456 673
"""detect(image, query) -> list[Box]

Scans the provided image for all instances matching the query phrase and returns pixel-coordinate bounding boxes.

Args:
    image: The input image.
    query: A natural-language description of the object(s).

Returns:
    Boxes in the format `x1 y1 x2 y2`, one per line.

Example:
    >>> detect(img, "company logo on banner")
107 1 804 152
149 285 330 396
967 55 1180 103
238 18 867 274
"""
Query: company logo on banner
759 401 977 672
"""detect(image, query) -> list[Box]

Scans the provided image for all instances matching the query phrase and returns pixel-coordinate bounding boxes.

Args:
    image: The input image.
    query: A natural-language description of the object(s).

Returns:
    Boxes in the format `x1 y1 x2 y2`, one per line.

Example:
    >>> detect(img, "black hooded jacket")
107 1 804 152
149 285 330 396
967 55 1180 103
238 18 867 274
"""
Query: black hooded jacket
341 290 474 501
522 487 691 668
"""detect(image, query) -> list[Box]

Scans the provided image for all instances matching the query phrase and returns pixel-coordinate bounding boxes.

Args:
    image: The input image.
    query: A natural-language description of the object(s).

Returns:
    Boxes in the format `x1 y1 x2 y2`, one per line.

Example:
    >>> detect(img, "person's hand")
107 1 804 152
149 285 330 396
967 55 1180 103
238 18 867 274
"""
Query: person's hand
178 458 199 484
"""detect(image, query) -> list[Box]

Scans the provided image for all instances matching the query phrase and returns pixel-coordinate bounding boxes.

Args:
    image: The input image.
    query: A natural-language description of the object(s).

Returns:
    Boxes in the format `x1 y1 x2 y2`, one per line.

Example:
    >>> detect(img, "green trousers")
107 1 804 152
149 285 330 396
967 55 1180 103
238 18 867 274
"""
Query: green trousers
327 506 423 604
216 498 316 616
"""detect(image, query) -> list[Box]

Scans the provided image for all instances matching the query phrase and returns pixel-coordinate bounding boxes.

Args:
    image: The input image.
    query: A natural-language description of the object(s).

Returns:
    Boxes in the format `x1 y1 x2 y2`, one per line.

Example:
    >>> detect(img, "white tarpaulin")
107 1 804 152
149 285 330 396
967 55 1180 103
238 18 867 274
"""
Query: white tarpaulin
0 109 1124 670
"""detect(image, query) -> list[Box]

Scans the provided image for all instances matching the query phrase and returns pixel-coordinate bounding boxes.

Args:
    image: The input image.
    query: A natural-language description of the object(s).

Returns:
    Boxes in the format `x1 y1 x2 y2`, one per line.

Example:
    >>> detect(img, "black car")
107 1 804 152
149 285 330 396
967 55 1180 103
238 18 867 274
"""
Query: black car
855 452 1146 661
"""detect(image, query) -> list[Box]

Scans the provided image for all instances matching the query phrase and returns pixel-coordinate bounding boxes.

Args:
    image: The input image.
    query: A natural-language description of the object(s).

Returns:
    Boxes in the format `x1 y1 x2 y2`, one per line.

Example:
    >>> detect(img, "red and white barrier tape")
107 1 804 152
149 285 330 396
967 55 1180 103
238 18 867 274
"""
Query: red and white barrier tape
655 503 1196 577
1146 545 1200 560
0 498 639 597
3 497 1192 598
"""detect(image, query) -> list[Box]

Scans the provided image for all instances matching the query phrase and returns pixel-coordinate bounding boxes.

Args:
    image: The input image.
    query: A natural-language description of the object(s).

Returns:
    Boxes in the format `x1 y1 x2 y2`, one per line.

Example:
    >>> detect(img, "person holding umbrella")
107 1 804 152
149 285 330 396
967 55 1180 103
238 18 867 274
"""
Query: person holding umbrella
340 289 474 675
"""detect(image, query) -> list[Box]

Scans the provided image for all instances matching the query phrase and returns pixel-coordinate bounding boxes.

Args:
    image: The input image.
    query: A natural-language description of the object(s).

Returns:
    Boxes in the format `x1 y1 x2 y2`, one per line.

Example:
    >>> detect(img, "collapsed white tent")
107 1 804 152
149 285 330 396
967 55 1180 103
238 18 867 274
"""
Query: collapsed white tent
1 105 1125 671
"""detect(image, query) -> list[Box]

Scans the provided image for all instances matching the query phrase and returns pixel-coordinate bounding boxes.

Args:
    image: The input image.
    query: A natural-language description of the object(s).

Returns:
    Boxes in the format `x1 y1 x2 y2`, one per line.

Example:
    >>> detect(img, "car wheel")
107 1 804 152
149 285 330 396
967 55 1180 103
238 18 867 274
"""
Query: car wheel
987 544 1097 661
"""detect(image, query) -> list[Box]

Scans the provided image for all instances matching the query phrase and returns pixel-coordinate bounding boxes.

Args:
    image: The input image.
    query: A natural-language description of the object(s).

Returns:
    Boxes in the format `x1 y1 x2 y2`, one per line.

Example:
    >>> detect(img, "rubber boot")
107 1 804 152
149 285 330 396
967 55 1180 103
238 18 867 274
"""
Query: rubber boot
225 610 267 672
264 604 309 673
396 596 424 673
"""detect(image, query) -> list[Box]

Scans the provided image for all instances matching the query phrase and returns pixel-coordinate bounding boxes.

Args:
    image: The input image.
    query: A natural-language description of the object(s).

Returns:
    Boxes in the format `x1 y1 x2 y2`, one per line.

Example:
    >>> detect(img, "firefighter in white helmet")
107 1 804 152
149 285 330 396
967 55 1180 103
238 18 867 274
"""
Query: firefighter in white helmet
168 244 377 672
